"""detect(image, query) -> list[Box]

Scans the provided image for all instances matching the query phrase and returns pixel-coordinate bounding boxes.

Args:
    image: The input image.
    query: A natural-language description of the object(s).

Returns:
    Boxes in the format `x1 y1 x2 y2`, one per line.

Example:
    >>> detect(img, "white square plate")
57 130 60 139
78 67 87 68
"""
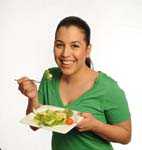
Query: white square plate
20 105 83 134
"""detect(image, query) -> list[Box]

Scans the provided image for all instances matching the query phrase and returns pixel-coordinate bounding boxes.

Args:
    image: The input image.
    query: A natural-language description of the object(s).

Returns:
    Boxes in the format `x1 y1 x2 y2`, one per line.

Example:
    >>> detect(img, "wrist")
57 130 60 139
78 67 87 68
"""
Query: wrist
28 97 39 109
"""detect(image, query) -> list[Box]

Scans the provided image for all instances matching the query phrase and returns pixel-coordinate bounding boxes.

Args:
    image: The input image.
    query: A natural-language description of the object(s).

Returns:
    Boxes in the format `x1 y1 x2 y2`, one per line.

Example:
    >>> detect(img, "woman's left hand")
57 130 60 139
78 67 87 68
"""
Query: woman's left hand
77 112 131 144
77 112 99 132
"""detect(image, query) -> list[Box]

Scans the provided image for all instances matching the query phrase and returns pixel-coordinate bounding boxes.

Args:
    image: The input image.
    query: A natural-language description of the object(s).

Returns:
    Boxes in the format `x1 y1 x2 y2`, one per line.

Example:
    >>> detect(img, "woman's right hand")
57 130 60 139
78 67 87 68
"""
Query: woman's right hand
17 77 40 131
17 77 37 100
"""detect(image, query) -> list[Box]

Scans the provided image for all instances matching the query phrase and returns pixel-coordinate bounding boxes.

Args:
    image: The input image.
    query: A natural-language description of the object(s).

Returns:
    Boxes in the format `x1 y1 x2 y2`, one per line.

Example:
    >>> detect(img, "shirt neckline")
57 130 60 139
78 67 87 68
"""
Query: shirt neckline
56 71 102 107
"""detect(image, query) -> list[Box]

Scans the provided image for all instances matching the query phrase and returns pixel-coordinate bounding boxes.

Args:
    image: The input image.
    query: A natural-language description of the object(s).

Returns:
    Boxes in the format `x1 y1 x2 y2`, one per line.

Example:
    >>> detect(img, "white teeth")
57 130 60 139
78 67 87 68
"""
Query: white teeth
62 60 74 65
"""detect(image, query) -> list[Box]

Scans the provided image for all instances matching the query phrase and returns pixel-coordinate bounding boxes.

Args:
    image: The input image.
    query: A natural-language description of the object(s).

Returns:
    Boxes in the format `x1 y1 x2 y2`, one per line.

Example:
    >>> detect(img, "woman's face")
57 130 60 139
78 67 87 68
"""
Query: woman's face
54 25 91 76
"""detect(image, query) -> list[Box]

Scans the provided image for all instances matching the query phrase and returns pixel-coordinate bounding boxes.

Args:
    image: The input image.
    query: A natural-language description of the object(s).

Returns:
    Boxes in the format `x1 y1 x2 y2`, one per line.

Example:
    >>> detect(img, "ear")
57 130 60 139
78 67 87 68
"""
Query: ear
86 44 91 57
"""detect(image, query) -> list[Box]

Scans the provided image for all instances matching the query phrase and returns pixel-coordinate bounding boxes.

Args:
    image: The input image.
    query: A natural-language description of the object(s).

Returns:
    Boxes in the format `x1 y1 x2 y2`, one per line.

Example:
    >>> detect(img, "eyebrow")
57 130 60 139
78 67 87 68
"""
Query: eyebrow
71 41 81 44
55 40 81 44
55 40 63 43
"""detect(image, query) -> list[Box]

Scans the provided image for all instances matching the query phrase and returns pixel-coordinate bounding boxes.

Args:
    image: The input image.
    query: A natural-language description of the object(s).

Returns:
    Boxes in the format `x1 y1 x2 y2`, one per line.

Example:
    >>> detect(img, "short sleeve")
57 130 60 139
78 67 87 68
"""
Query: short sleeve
38 67 61 105
38 70 49 105
103 82 131 124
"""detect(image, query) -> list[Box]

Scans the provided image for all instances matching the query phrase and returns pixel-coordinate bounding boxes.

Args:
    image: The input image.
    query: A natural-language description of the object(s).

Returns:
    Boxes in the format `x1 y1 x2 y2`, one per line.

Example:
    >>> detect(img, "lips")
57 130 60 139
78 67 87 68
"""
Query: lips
60 60 75 68
62 60 74 65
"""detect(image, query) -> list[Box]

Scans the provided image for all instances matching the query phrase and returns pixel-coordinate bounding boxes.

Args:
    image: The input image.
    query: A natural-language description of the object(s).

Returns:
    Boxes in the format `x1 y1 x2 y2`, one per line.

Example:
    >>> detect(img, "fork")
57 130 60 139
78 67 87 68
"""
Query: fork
14 79 40 83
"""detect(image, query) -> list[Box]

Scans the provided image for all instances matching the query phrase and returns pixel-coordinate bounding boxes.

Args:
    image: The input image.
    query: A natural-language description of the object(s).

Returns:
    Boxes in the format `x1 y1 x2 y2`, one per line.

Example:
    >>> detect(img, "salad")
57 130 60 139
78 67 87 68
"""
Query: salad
33 109 74 127
45 69 53 80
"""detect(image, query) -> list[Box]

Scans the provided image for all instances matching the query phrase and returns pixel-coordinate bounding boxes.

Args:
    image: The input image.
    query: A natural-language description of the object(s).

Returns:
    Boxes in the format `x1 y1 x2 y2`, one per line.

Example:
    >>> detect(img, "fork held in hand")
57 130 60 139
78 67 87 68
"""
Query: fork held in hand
14 79 40 84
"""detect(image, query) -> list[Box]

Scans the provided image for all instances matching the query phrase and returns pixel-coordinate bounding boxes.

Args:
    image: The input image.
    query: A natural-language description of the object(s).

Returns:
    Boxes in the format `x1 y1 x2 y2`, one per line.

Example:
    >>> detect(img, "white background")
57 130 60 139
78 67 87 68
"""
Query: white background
0 0 142 149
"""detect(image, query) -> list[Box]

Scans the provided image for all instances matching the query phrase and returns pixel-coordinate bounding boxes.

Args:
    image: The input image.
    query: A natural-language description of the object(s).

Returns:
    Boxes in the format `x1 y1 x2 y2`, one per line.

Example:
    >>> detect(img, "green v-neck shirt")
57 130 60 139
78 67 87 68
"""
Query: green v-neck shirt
38 67 130 150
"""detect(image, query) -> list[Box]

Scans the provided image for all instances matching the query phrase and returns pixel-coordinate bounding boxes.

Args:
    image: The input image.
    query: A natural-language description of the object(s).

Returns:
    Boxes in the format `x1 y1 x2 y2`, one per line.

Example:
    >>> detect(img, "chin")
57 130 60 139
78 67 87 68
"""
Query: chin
61 68 74 76
60 67 76 76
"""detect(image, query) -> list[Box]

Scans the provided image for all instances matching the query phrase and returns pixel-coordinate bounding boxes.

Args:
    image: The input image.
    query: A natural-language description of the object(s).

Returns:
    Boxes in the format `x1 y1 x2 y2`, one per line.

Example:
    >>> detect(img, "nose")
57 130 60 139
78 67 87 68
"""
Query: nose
61 46 71 57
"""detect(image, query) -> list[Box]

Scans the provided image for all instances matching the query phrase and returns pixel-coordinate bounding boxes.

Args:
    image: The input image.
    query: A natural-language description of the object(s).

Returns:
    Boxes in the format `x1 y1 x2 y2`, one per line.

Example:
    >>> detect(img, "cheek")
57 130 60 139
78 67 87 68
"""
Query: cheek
54 50 59 64
54 49 61 58
75 50 87 60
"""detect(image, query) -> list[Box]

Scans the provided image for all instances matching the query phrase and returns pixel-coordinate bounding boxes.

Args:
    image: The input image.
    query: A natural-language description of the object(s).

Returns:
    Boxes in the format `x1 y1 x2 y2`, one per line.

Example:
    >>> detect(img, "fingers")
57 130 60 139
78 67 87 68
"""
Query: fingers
80 112 91 118
77 112 95 132
17 76 29 84
77 112 89 127
77 119 85 128
17 77 37 98
77 126 88 132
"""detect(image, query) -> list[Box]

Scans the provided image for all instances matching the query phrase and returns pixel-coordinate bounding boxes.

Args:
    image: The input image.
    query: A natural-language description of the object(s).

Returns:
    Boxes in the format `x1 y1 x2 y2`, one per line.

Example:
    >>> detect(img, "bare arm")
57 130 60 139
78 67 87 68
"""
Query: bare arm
92 119 131 144
26 97 41 115
26 97 41 131
17 77 42 131
77 113 131 144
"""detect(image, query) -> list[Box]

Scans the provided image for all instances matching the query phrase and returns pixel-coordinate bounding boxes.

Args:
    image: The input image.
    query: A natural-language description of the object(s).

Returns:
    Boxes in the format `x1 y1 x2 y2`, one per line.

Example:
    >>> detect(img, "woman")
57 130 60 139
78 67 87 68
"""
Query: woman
18 16 131 150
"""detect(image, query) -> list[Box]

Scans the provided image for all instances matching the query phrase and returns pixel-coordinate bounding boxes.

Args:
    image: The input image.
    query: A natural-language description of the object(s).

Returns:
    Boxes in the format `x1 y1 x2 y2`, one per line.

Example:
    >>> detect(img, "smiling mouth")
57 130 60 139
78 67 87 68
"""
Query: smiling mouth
60 60 75 67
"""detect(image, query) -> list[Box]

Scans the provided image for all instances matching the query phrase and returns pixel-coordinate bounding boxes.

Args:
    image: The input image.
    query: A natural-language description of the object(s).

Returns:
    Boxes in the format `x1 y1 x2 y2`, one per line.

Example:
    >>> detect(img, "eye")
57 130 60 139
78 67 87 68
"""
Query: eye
55 43 64 49
71 44 80 49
